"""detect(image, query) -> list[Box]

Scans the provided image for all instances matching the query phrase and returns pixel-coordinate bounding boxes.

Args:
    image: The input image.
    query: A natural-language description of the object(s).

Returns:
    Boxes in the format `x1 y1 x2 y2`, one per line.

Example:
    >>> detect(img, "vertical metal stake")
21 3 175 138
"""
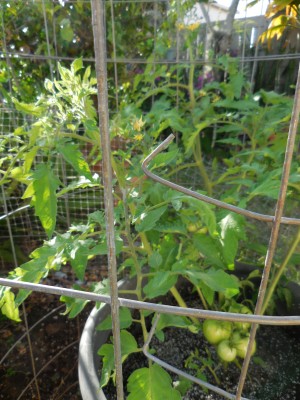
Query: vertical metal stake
90 1 124 399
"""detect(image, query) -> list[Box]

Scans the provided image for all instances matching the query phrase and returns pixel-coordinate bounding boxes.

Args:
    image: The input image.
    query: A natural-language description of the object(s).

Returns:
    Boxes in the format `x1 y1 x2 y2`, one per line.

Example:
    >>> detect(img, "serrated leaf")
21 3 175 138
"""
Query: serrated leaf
172 199 182 211
88 210 105 226
217 138 242 145
98 330 139 387
185 120 215 153
1 290 20 322
136 205 167 232
230 72 244 99
31 165 60 238
193 234 225 268
149 148 178 170
154 221 187 234
149 252 163 269
199 282 215 306
69 244 88 281
247 177 280 200
15 289 31 307
175 377 194 396
219 213 246 267
127 364 181 400
187 269 239 298
57 177 98 197
97 307 133 331
89 238 123 256
24 146 38 173
98 343 115 387
83 66 91 82
13 98 44 116
214 99 259 110
57 142 93 180
155 313 191 333
71 58 83 73
60 286 89 318
120 330 139 357
143 271 177 299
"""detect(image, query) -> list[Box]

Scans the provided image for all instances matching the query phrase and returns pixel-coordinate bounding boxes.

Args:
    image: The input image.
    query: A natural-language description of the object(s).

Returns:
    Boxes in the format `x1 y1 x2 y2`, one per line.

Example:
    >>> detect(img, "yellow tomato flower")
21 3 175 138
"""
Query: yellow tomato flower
133 117 145 132
134 133 143 142
187 22 200 31
176 23 185 31
212 95 221 103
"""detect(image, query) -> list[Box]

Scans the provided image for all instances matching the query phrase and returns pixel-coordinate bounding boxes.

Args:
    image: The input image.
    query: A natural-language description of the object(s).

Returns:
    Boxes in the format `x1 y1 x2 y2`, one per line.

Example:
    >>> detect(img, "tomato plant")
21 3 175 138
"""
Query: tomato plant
1 12 300 393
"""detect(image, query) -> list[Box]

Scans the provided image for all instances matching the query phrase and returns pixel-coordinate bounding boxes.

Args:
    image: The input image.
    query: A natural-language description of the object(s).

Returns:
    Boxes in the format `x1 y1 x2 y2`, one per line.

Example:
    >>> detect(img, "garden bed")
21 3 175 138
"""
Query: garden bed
98 294 300 400
0 261 108 400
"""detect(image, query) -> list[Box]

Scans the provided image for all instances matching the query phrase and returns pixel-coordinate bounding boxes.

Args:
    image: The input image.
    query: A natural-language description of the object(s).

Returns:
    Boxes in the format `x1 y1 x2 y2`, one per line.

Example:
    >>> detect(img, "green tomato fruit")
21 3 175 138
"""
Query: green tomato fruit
217 340 237 362
187 223 198 233
197 227 208 234
232 333 256 359
231 304 252 332
203 320 232 345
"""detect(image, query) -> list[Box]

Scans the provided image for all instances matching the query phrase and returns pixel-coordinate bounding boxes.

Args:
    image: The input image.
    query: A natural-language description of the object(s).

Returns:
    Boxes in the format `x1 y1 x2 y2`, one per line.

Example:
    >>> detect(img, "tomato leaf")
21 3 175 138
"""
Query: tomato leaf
0 289 21 322
136 205 167 232
31 165 60 238
60 285 89 318
193 234 225 268
155 313 192 333
97 307 133 331
98 330 139 387
127 364 181 400
219 213 246 268
143 271 177 299
56 141 93 180
186 269 239 298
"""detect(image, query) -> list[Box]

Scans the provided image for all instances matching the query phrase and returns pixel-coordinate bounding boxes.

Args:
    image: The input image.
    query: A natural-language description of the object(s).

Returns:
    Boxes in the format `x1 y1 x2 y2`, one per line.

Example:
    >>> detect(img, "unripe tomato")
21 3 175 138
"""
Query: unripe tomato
203 319 232 345
187 223 198 233
232 333 256 359
217 340 237 362
230 304 252 332
197 227 208 234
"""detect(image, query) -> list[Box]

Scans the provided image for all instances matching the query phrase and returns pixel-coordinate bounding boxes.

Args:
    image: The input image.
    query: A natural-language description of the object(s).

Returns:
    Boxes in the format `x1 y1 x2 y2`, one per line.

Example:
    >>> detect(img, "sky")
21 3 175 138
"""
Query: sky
216 0 269 17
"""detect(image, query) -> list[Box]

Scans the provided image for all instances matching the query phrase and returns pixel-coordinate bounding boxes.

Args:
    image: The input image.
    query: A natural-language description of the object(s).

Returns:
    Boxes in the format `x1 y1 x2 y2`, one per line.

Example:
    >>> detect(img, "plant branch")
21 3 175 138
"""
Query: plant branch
170 286 199 325
63 133 96 144
136 83 189 107
193 135 213 196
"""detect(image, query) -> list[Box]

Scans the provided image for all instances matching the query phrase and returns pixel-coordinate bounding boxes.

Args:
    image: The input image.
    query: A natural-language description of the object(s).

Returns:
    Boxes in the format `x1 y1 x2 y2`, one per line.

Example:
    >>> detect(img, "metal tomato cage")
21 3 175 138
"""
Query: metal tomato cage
1 1 300 400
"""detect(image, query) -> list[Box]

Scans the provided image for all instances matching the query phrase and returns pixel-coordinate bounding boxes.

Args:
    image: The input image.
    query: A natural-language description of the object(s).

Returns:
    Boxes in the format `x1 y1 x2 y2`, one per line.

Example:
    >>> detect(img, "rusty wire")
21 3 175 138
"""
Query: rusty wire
142 135 300 226
0 278 299 326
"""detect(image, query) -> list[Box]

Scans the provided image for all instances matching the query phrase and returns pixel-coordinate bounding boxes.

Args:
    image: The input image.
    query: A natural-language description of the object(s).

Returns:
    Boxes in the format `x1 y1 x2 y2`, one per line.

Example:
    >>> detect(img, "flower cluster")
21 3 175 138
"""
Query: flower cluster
177 21 200 32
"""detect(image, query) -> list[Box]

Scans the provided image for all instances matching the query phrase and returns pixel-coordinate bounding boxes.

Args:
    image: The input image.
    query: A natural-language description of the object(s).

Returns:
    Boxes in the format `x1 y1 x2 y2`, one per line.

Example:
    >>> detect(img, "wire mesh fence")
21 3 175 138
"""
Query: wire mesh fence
1 0 300 399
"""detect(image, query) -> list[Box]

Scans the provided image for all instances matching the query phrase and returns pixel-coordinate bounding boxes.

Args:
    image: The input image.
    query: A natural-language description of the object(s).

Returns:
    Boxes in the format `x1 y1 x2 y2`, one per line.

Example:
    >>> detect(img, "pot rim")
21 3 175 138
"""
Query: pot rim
78 277 137 400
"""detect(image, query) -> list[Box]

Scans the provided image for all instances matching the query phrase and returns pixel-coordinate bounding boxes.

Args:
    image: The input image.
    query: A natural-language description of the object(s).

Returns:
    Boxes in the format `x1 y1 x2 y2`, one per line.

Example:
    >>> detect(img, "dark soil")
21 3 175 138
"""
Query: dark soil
102 298 300 400
103 325 300 400
0 262 107 400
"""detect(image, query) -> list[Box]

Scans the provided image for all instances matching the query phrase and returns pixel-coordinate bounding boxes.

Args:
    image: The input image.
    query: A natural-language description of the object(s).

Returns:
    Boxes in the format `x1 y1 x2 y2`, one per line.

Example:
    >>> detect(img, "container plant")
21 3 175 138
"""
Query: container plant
0 58 299 399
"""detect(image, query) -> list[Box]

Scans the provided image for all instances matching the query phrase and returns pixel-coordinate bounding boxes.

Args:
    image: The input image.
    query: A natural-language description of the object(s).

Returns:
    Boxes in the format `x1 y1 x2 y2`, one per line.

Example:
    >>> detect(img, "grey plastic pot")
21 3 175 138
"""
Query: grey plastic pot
78 278 136 400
